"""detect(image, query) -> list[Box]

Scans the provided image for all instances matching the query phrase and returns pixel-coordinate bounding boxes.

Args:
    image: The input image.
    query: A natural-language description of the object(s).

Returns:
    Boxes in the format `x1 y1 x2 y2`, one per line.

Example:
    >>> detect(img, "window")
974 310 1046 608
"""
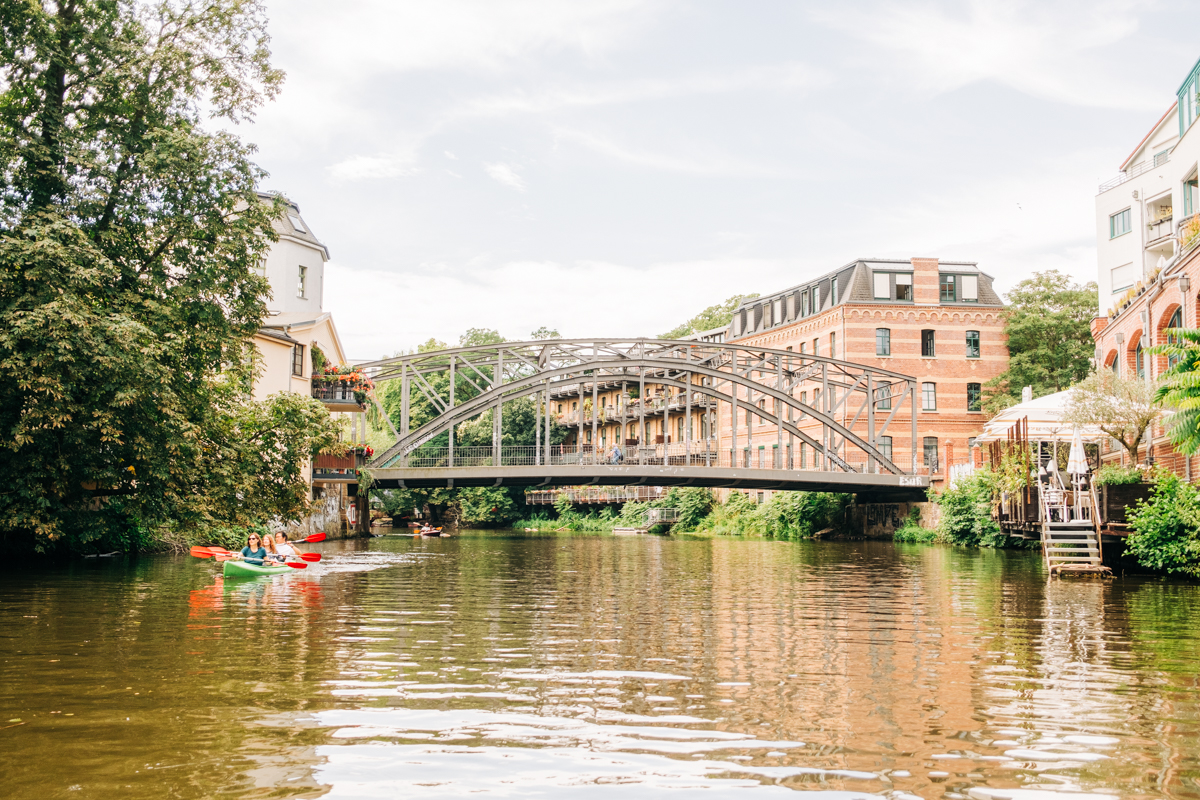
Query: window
873 272 889 299
802 291 810 316
800 390 807 417
939 274 957 302
921 329 935 358
876 328 891 356
297 265 307 298
960 274 978 301
965 330 980 359
288 214 306 233
829 331 837 359
967 383 981 412
1169 307 1184 368
1135 342 1145 378
1110 208 1132 238
877 436 893 461
923 437 939 470
1111 263 1136 292
875 385 891 410
1111 355 1120 374
1185 177 1198 217
922 382 937 411
799 442 806 469
572 401 577 411
557 403 563 413
831 277 839 305
813 388 821 411
757 398 766 425
873 272 914 301
799 342 806 355
291 344 305 377
812 338 819 356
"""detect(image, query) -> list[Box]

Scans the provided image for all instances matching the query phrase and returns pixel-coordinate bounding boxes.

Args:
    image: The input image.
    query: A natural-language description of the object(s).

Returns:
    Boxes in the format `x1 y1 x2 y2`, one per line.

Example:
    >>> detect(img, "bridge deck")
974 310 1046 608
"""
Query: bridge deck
369 465 929 502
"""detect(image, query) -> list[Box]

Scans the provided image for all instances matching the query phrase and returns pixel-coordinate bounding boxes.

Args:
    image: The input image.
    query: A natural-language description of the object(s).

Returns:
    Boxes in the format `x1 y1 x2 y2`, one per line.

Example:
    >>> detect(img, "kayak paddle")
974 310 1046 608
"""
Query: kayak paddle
302 533 327 543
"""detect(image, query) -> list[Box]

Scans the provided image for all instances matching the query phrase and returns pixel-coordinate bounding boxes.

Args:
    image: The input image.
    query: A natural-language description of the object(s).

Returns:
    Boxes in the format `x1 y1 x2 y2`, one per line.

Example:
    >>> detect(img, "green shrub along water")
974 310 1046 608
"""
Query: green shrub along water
1093 465 1143 486
1126 471 1200 578
893 469 1029 550
513 488 850 540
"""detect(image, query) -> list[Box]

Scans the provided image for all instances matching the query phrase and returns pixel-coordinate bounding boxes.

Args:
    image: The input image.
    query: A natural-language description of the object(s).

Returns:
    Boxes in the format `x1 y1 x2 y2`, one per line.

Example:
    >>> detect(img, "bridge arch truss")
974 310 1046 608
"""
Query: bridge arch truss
362 339 921 482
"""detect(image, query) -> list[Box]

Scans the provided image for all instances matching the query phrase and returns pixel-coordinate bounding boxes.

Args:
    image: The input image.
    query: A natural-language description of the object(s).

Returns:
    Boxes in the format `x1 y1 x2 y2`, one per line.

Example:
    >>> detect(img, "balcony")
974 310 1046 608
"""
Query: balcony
312 382 364 411
313 452 364 482
1147 215 1175 245
1098 147 1172 194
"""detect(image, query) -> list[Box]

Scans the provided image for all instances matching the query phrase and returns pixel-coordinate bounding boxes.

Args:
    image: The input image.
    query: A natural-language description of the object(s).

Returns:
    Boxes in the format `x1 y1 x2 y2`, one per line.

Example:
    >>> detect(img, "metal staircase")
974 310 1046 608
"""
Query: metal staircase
1038 480 1110 576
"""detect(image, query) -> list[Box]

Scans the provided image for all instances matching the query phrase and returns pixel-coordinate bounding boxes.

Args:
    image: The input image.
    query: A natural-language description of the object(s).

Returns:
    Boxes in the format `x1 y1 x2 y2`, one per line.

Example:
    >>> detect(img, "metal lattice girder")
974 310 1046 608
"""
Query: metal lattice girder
359 339 920 474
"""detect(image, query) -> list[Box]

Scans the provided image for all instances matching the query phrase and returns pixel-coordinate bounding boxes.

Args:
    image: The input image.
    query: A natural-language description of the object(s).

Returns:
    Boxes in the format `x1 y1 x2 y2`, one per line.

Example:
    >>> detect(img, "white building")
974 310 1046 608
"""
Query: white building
250 195 369 535
1095 58 1200 315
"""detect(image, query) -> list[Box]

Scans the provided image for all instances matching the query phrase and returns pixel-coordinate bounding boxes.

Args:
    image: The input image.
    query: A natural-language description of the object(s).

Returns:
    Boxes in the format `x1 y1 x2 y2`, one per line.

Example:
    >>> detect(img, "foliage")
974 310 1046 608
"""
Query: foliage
310 344 327 375
693 490 849 539
933 470 1009 548
983 271 1097 413
1093 464 1144 486
459 328 504 347
661 294 760 340
991 443 1035 493
659 488 714 531
1063 371 1159 464
1126 470 1200 577
893 507 939 542
0 0 286 552
1150 327 1200 454
529 327 561 340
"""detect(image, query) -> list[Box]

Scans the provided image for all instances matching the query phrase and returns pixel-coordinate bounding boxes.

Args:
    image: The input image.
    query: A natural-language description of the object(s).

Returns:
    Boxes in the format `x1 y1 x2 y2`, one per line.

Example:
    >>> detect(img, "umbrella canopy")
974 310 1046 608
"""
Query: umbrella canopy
1066 426 1088 475
975 389 1107 444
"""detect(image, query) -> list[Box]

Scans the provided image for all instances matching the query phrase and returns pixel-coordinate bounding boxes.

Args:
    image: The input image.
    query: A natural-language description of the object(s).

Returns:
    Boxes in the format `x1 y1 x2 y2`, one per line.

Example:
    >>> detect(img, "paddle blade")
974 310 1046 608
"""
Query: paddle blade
303 533 327 543
299 552 322 562
189 547 215 559
284 561 308 569
205 546 233 555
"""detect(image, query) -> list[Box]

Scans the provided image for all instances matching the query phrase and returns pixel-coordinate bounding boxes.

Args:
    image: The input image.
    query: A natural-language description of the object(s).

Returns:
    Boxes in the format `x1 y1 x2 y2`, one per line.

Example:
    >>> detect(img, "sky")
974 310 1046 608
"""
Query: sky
233 0 1200 358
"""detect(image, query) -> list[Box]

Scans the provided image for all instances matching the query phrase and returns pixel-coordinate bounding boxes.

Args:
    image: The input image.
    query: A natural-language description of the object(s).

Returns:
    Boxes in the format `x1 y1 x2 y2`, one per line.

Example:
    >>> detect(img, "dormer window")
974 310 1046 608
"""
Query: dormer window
288 214 306 233
873 271 914 302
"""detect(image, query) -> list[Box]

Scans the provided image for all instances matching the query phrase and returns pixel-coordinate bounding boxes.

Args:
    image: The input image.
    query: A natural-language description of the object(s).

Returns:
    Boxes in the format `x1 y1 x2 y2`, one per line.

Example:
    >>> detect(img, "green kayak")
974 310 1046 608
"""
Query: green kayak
223 559 292 578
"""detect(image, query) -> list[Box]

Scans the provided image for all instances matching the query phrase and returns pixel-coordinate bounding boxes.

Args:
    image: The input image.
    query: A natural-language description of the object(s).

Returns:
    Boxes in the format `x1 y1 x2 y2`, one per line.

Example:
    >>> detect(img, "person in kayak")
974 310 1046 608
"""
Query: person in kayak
241 533 268 565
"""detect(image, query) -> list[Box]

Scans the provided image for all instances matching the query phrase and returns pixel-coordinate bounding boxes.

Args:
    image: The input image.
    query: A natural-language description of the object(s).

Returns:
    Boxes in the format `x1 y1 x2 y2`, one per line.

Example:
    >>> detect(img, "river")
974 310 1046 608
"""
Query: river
1 532 1198 799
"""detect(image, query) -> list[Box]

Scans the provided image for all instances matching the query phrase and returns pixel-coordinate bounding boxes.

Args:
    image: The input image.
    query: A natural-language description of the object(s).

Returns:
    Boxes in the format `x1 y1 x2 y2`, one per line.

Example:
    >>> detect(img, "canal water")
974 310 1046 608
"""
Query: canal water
1 532 1198 799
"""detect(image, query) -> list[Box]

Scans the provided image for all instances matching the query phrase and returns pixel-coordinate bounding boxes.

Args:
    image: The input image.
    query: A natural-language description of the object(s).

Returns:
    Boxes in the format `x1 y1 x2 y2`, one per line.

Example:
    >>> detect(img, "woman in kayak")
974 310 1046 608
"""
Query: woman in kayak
241 533 269 565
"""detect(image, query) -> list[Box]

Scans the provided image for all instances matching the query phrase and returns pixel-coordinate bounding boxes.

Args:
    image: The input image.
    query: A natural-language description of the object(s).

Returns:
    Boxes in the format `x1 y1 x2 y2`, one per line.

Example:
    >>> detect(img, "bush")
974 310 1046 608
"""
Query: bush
934 470 1009 548
1126 471 1200 577
693 490 849 539
893 507 939 543
1093 465 1143 486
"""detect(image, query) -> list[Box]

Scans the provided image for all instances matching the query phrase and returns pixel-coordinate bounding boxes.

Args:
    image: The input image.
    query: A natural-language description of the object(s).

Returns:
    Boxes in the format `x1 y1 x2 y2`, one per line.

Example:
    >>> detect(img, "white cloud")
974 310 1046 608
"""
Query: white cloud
327 153 420 181
325 257 785 358
484 162 527 191
267 0 662 79
552 128 780 177
813 0 1162 111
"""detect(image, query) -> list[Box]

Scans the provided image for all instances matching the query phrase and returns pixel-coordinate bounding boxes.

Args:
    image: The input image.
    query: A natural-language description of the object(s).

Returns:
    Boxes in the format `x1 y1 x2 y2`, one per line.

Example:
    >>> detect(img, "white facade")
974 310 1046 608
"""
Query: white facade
258 195 330 315
1095 57 1200 315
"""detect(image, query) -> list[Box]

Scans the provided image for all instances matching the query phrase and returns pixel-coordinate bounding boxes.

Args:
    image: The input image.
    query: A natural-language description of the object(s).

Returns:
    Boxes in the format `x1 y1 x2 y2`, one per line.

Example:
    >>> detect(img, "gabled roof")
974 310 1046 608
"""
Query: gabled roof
1120 103 1178 171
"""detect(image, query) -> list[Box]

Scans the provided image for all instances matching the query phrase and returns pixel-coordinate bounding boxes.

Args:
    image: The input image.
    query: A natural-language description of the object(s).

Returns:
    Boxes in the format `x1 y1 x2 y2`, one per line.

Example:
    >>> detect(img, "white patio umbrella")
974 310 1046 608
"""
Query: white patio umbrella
1066 426 1088 516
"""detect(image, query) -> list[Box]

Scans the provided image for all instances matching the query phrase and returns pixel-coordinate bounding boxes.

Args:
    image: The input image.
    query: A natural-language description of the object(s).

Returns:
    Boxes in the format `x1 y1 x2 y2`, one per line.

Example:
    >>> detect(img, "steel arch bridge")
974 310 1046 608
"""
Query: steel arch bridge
360 339 928 500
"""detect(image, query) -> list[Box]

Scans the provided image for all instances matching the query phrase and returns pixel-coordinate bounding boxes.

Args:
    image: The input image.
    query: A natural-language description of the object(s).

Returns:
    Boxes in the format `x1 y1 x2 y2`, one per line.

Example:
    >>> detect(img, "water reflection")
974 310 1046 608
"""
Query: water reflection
0 535 1198 798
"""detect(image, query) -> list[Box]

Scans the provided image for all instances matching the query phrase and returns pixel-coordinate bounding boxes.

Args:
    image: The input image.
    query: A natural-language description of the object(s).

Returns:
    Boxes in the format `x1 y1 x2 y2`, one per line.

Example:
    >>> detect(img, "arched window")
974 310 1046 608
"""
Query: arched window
1135 342 1145 378
1168 307 1184 368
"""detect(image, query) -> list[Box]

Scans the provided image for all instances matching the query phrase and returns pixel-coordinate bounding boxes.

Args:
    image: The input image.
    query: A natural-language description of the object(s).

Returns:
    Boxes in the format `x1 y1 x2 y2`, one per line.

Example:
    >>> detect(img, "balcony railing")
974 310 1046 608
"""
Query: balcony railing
1098 148 1172 193
555 393 717 426
312 383 363 407
1147 216 1175 244
313 452 365 481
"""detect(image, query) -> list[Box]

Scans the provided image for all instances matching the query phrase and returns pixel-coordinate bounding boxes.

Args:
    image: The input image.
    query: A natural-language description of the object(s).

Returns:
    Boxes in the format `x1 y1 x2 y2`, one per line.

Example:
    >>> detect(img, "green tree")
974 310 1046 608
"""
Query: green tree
1126 471 1200 577
661 294 759 339
530 326 561 340
1150 327 1200 453
1063 370 1159 464
0 0 291 551
984 271 1097 412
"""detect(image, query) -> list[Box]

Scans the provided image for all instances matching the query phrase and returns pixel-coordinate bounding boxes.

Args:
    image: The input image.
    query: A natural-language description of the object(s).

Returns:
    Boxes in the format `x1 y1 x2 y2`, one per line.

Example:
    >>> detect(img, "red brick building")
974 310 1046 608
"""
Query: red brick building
725 257 1008 482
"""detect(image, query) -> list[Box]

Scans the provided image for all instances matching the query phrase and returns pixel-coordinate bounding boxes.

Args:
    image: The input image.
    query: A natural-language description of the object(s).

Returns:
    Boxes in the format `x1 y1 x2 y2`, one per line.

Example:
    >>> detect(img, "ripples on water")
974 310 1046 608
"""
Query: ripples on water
1 533 1199 799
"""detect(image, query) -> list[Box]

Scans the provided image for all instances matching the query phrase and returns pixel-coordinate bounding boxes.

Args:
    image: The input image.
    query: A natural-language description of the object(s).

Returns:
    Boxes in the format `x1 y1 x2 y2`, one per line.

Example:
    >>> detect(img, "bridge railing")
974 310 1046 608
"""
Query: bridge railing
394 444 942 476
